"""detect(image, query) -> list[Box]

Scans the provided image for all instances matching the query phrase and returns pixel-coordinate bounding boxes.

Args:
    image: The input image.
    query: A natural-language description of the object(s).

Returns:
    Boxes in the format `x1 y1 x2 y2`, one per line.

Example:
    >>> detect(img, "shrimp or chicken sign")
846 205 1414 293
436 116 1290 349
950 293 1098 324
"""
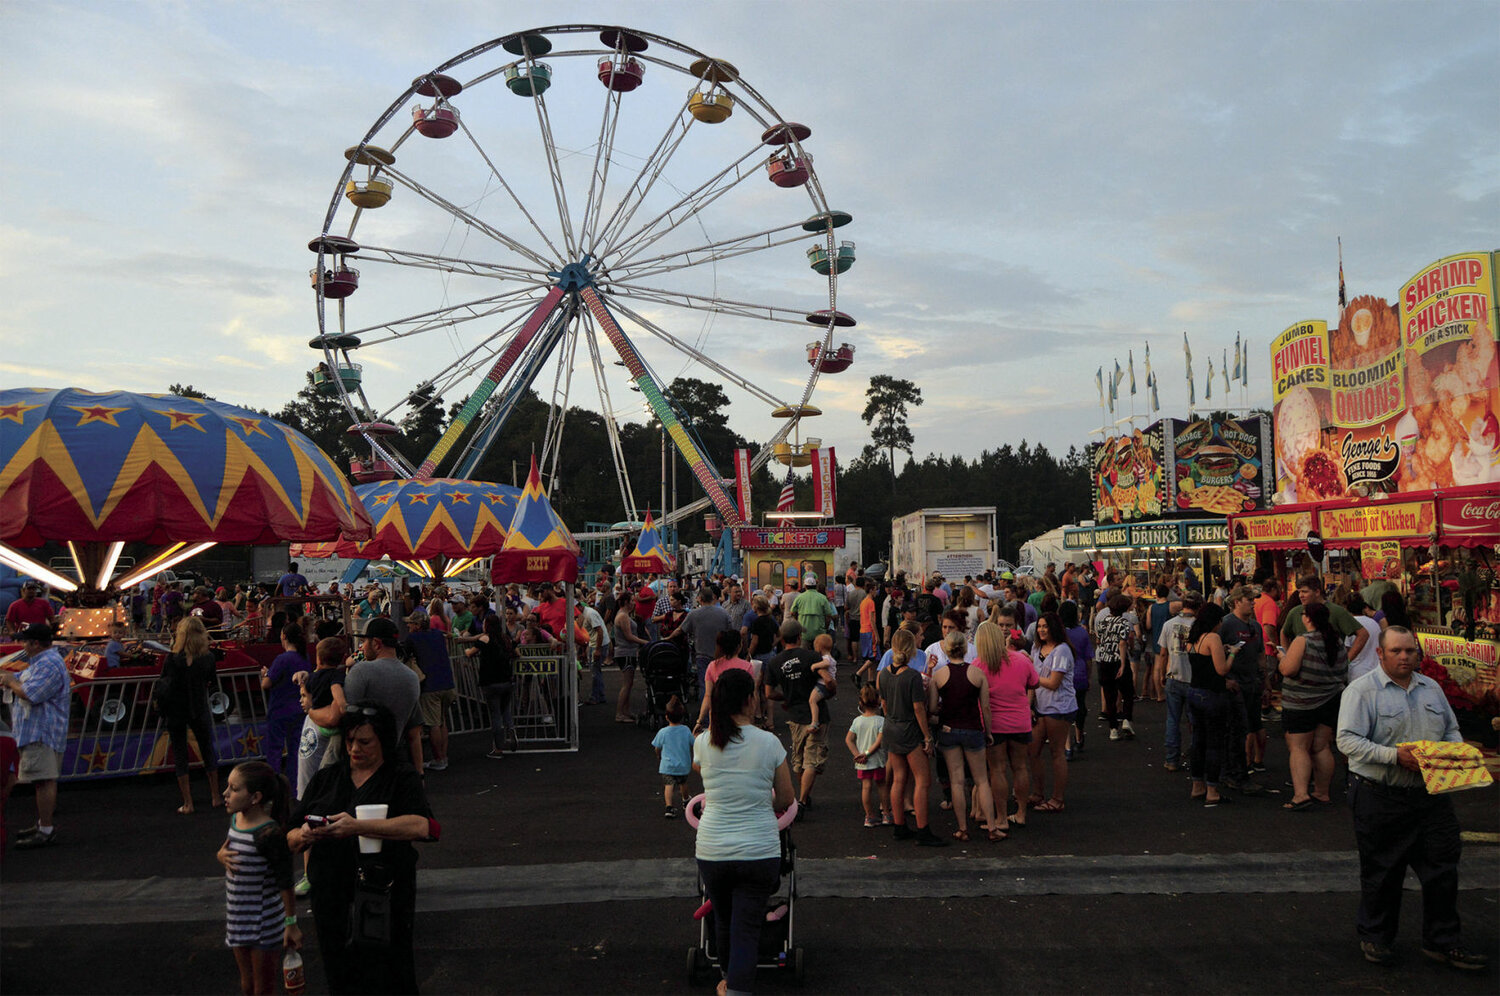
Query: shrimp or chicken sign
1270 250 1500 502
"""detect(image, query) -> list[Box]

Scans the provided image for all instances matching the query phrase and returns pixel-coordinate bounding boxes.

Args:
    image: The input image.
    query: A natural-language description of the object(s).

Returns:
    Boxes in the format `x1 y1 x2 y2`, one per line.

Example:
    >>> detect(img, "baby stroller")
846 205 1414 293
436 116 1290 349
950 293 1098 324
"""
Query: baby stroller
684 795 804 985
637 639 692 731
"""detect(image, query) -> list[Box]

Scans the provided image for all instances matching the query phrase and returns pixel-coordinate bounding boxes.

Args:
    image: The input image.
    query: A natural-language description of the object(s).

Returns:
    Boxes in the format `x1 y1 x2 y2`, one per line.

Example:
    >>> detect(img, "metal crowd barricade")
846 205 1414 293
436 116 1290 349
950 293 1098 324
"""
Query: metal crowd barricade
442 637 578 752
45 663 270 783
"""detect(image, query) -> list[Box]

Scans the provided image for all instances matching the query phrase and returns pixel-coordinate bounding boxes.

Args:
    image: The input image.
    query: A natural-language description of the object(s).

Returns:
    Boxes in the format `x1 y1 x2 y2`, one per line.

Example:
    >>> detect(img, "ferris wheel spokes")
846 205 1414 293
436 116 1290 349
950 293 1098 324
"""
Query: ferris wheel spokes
346 288 539 348
612 222 815 283
605 281 812 326
587 92 697 258
581 311 640 519
576 86 627 257
605 298 790 411
454 118 567 264
358 243 554 283
381 165 556 270
523 72 579 261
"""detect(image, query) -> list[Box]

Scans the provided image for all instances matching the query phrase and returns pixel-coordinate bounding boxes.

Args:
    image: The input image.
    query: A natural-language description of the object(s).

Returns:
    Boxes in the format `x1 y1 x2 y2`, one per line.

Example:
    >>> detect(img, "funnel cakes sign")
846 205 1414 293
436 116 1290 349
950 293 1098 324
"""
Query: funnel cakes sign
1270 250 1500 503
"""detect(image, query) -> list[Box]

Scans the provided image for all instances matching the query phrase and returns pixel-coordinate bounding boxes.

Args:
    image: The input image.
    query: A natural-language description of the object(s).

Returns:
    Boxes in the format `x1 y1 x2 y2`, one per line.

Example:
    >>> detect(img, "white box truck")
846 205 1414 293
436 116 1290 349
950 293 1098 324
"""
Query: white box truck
891 507 997 581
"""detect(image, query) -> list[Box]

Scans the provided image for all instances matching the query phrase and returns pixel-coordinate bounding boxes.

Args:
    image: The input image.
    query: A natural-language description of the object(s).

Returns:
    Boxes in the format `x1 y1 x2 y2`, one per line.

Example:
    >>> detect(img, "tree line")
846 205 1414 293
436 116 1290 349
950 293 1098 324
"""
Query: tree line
170 373 1091 563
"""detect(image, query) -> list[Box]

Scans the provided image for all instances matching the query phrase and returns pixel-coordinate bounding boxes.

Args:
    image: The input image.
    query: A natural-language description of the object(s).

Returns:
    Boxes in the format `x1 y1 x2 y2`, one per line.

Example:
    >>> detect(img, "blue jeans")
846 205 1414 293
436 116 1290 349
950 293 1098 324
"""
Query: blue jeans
587 652 606 703
698 856 781 994
1186 686 1231 788
1164 678 1191 761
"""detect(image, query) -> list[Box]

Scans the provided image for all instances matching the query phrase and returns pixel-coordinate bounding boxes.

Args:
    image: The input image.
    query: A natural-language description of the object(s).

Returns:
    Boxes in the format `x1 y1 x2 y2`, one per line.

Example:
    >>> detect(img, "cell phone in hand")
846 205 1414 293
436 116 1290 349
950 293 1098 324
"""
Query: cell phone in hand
304 815 330 827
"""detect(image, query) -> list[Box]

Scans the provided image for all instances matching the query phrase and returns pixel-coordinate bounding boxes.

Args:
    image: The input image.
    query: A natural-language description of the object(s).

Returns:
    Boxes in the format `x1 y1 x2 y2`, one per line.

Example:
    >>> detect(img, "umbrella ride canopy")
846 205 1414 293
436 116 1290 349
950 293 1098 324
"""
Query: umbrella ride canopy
0 387 371 590
621 509 675 575
491 457 580 584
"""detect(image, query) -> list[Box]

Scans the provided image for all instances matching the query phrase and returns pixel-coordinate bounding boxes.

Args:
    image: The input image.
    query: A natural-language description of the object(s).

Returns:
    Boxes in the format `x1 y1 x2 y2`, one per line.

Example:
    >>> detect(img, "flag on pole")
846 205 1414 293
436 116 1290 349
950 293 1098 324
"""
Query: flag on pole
1144 341 1153 382
733 448 753 522
1338 237 1346 311
1206 355 1214 400
1189 367 1197 407
775 466 796 527
810 446 837 517
1128 349 1137 396
1222 349 1230 393
1095 366 1104 407
1148 371 1160 412
1183 332 1194 388
1241 339 1249 387
1232 332 1242 381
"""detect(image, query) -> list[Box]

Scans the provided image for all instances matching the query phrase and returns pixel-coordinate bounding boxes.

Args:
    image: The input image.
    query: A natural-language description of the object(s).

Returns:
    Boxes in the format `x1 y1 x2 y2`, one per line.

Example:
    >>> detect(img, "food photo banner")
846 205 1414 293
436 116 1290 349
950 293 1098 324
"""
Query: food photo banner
1164 416 1273 516
1271 250 1499 503
1089 423 1165 524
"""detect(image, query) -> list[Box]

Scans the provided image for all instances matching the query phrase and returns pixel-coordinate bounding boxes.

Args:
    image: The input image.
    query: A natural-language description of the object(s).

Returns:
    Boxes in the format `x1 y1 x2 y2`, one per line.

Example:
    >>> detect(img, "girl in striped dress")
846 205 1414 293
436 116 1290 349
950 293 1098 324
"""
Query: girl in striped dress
218 761 301 995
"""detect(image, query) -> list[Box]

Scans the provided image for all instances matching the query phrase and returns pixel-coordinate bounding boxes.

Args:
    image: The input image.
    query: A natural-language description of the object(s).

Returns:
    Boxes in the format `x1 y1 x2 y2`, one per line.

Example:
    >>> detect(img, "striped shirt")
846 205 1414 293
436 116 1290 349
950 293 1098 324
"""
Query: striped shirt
224 820 289 948
1281 633 1347 712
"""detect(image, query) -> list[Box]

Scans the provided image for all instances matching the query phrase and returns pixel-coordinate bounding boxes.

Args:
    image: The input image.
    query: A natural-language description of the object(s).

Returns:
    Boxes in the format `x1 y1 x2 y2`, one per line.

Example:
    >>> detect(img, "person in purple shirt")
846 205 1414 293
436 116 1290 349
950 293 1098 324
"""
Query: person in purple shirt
276 563 309 598
260 622 311 780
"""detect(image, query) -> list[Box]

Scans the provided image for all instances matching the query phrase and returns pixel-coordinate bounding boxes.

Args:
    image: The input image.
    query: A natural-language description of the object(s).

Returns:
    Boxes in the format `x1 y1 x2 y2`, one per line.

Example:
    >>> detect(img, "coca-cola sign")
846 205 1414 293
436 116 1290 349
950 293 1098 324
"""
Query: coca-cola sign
1439 497 1500 545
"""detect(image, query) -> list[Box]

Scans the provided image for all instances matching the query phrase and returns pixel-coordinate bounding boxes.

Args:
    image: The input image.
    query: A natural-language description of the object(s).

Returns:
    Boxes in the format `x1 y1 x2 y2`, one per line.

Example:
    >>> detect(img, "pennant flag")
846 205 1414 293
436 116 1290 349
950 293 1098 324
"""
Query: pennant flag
1144 341 1153 381
1189 367 1197 407
1128 349 1137 396
776 466 796 527
1241 339 1250 387
1222 349 1230 393
1148 371 1160 412
1095 366 1104 407
1206 356 1214 400
1338 236 1346 310
733 448 752 522
1232 332 1242 381
1183 331 1194 391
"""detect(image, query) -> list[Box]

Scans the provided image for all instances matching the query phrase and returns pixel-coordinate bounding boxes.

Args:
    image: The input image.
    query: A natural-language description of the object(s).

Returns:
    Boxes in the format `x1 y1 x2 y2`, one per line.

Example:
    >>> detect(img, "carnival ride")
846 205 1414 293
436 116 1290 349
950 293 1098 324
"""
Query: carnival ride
307 25 857 539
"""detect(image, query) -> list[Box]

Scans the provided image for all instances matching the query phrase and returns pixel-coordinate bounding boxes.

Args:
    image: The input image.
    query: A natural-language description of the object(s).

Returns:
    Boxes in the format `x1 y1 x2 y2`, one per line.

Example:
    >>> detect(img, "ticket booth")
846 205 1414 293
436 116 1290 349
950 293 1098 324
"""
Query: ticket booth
736 526 846 592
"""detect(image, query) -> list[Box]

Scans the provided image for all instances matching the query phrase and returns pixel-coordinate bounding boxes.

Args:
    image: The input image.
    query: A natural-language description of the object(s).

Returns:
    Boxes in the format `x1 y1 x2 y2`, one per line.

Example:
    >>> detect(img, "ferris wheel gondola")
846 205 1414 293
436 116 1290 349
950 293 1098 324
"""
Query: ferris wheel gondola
309 24 856 530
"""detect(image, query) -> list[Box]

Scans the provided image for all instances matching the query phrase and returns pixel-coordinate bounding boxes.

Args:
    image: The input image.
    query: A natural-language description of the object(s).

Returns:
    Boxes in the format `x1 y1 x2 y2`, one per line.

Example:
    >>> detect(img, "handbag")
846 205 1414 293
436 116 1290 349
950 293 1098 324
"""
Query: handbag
347 858 394 947
151 655 181 713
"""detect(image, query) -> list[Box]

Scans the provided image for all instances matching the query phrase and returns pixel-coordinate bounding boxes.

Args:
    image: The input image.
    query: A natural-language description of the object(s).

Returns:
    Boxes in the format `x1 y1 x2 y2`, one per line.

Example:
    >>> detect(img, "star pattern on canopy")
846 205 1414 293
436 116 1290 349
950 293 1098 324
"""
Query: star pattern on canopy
347 478 522 560
0 402 41 424
155 409 207 431
70 404 128 427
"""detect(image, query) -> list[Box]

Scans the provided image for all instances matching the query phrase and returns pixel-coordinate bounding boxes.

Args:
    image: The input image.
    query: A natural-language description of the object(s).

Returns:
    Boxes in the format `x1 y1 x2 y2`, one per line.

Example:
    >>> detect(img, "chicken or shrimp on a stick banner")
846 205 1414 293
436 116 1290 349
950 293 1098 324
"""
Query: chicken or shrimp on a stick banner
1270 250 1500 504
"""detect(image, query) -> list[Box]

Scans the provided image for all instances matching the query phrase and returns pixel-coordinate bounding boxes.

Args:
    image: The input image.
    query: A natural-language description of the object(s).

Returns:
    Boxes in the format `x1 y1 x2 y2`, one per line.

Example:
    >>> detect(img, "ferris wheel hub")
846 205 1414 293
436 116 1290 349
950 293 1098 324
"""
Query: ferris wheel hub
548 255 596 292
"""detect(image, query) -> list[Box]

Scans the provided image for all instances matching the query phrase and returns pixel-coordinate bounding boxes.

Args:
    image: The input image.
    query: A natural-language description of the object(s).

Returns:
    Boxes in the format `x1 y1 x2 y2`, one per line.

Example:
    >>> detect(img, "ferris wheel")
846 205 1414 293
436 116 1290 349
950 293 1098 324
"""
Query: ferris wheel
308 24 856 531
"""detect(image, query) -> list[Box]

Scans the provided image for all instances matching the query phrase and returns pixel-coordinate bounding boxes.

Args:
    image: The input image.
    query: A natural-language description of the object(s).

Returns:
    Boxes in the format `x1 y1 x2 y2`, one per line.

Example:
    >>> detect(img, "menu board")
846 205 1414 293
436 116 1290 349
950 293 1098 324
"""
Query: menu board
1270 250 1500 502
1089 423 1165 525
1165 416 1271 516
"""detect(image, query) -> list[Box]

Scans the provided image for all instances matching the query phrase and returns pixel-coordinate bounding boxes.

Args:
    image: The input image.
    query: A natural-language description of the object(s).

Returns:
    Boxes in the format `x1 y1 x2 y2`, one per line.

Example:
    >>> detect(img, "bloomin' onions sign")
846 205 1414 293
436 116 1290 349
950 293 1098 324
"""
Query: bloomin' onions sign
1270 250 1500 503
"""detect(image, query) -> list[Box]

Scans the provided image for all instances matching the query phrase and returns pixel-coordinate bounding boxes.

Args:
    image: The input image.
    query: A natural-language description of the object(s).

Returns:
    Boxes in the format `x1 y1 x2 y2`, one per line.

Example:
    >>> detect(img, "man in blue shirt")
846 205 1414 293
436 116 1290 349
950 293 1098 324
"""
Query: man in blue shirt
1335 626 1486 972
0 623 72 848
277 562 309 598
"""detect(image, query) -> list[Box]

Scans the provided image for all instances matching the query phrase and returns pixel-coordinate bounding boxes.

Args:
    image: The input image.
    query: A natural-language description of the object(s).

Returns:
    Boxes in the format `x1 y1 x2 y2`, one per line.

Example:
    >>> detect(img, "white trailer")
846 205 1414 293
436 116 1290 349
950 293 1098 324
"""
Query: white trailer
891 507 998 581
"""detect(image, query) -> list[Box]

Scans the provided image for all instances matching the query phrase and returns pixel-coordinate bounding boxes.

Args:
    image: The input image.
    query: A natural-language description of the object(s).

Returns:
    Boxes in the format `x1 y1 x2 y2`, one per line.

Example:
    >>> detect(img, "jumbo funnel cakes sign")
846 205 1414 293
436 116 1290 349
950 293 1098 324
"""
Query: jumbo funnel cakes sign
1270 251 1500 503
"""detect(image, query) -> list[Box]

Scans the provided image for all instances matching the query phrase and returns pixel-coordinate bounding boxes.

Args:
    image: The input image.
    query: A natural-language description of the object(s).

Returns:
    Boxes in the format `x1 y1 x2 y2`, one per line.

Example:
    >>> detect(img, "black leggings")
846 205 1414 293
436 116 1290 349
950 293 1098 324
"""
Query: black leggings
1098 657 1135 728
167 715 218 776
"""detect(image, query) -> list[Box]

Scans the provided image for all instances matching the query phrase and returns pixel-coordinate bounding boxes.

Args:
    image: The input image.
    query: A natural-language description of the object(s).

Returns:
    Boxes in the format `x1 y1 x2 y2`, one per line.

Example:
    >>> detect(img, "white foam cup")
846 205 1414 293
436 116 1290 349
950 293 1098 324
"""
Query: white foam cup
355 803 388 853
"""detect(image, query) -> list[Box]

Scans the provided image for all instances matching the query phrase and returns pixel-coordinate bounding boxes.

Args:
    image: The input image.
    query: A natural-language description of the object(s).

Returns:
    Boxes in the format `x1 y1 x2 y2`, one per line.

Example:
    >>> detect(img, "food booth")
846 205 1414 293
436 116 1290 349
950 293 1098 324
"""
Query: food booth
1063 519 1233 589
737 526 847 592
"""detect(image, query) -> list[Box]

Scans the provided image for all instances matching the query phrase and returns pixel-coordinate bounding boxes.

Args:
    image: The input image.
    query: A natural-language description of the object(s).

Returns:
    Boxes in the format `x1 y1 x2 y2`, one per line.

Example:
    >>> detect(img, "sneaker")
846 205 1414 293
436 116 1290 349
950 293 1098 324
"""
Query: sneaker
1097 713 1109 724
1237 779 1266 796
14 828 57 849
1120 720 1136 740
1109 728 1121 741
15 824 39 840
892 824 915 841
1360 941 1398 966
1065 748 1075 761
880 811 894 826
1250 763 1268 774
424 759 449 771
294 876 311 897
1422 946 1489 971
1163 761 1181 772
664 807 677 819
486 749 505 760
914 827 949 847
864 816 880 828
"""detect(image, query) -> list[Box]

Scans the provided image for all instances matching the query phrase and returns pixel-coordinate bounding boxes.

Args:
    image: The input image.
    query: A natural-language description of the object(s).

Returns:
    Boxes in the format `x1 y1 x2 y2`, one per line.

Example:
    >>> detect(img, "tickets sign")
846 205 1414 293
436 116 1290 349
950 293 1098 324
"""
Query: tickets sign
1319 500 1436 543
737 527 846 550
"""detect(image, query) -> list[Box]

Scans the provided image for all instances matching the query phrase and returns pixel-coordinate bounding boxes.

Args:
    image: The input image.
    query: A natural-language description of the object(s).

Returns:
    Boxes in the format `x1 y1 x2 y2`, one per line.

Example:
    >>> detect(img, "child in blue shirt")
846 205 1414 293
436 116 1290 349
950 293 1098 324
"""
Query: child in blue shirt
651 695 694 818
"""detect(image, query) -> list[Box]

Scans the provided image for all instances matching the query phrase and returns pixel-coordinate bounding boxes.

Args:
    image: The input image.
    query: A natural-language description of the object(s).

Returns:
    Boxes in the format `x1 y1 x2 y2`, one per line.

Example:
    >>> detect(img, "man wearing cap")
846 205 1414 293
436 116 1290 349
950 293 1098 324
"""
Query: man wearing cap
0 624 72 848
188 586 224 632
790 574 835 650
671 584 730 697
344 618 423 770
1154 590 1201 771
763 620 828 812
5 583 56 637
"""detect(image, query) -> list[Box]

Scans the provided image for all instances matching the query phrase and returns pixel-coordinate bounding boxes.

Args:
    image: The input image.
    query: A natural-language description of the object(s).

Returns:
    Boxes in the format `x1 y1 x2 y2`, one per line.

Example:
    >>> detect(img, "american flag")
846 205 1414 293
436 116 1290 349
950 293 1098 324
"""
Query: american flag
776 468 796 527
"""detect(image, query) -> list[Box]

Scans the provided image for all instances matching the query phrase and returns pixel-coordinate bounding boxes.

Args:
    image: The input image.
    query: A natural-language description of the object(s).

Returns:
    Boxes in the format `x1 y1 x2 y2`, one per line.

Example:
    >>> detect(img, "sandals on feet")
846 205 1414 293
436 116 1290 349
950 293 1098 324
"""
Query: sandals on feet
1283 798 1315 812
951 829 970 842
987 827 1008 842
1034 799 1065 812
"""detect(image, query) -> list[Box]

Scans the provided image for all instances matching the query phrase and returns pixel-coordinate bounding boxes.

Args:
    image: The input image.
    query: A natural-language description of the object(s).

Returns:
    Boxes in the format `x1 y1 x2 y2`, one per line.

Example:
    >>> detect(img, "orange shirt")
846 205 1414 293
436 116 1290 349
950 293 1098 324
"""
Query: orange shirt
860 595 877 634
1254 593 1280 652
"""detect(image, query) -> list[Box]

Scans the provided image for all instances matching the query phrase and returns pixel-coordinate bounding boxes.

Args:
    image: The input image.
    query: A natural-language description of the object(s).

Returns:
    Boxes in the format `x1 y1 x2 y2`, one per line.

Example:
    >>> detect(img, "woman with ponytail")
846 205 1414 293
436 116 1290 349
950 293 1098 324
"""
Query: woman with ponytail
693 667 795 996
1278 601 1349 810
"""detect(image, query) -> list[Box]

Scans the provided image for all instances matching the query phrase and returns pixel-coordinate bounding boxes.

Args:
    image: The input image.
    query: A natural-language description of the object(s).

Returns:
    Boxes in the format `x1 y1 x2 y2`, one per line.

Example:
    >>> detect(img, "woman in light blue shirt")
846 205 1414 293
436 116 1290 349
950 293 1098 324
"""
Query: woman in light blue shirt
693 668 795 995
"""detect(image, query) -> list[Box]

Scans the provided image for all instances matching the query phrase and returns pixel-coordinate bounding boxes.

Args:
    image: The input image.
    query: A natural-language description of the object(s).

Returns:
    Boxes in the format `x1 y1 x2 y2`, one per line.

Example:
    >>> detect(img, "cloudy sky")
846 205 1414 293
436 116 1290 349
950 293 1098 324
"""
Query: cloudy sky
2 1 1496 486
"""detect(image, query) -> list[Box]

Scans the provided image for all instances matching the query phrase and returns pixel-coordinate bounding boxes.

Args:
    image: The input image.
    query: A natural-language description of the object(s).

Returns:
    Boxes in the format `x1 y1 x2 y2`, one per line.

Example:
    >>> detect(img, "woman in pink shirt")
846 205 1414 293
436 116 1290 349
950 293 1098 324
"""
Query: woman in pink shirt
693 629 754 733
978 622 1038 829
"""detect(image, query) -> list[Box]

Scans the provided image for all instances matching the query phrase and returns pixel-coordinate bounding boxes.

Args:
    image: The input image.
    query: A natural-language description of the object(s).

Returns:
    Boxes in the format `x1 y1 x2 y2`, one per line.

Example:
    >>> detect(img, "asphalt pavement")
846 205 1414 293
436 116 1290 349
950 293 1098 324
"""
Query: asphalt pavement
3 673 1497 994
